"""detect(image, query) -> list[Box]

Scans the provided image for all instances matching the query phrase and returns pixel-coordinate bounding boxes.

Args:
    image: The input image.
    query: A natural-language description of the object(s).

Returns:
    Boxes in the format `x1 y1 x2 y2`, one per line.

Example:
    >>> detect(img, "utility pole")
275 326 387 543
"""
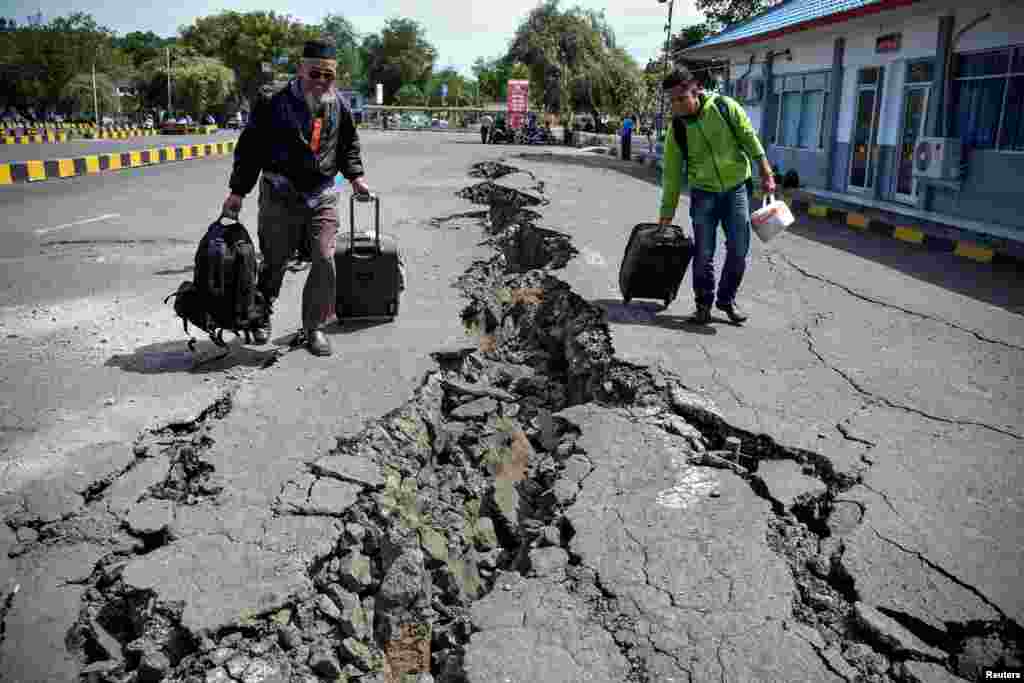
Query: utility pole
166 47 172 118
656 0 675 142
92 61 99 128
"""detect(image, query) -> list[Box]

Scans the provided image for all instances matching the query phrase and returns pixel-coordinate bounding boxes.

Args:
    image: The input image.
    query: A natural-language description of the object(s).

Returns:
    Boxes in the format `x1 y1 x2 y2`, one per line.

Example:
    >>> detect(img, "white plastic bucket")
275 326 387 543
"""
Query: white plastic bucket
751 194 795 243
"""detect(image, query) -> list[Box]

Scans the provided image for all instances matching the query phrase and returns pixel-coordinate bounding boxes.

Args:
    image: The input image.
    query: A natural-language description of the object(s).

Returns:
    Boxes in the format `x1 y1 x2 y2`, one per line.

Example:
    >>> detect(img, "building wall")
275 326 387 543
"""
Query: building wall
695 0 1024 230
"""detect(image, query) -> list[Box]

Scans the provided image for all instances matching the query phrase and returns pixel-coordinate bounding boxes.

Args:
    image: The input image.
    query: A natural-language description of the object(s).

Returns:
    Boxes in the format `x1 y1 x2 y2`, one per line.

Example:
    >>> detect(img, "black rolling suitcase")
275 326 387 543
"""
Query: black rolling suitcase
618 223 692 307
335 193 403 320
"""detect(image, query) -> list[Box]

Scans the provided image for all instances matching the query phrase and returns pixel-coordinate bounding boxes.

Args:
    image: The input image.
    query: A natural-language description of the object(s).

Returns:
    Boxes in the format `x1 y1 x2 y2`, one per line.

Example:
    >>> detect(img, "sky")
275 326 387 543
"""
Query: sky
0 0 707 78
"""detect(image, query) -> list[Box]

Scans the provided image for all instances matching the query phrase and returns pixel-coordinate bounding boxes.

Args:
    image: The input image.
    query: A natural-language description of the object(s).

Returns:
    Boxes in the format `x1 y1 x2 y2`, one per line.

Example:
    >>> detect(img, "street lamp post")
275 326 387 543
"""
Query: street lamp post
656 0 675 142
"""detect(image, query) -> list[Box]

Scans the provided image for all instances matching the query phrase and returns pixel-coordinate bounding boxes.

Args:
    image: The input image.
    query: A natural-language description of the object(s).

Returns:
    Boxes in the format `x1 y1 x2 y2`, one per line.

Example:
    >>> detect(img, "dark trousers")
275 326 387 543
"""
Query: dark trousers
481 125 490 144
257 177 340 330
689 182 751 308
621 132 632 160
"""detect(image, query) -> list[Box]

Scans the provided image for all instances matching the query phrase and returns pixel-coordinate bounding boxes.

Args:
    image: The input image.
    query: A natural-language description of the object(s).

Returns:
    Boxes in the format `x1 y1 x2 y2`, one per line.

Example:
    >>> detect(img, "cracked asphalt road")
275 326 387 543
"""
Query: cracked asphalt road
522 148 1024 634
0 137 1021 682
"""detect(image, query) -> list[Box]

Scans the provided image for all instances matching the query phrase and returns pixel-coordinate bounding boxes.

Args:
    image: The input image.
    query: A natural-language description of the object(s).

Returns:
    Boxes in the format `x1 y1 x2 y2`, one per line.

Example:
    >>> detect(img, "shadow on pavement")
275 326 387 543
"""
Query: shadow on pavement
514 151 659 186
785 219 1024 315
593 299 719 335
106 339 279 374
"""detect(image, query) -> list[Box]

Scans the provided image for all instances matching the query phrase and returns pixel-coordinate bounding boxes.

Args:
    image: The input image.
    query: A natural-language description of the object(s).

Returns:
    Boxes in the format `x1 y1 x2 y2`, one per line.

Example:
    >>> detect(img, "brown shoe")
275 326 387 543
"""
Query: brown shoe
306 329 332 356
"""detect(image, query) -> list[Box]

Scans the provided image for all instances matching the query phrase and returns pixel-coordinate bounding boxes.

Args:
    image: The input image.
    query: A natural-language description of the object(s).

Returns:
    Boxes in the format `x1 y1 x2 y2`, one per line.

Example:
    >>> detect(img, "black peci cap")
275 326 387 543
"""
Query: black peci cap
302 40 337 60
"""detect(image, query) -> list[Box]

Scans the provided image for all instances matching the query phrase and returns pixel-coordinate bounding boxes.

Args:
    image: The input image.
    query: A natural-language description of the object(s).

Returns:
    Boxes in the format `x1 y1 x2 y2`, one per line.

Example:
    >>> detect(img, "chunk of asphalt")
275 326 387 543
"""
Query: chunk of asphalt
854 602 947 661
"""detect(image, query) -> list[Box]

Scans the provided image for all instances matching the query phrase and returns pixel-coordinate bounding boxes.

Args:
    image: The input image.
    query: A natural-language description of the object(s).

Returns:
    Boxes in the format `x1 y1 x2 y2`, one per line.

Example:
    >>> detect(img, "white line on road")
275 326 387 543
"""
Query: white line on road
34 213 121 235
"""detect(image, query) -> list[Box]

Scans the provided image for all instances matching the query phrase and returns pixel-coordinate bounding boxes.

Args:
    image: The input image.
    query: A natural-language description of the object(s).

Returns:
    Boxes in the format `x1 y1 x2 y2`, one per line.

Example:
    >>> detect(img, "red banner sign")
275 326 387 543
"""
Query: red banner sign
507 79 529 130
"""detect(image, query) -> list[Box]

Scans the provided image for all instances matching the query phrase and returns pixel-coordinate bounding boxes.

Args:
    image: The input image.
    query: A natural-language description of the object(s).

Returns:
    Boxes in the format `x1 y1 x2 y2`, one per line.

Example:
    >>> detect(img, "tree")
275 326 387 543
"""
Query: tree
318 14 363 88
508 0 636 125
178 11 317 106
362 18 436 105
138 53 235 118
393 83 423 105
425 67 468 106
113 30 166 69
695 0 781 30
62 72 116 117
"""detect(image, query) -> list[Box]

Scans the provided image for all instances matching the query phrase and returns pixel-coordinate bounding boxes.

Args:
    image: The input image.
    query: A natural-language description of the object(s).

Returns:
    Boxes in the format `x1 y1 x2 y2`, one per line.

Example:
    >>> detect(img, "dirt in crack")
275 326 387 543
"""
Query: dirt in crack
63 161 1021 683
145 437 223 503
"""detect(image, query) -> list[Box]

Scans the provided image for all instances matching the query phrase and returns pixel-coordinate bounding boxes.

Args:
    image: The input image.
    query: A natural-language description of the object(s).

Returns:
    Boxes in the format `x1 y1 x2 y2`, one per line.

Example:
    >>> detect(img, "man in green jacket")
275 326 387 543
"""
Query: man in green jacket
658 68 776 324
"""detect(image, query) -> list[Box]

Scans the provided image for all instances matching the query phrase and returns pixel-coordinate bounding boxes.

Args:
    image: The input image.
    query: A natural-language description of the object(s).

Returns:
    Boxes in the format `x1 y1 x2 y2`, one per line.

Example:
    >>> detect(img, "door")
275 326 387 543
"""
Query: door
848 67 883 192
895 86 930 203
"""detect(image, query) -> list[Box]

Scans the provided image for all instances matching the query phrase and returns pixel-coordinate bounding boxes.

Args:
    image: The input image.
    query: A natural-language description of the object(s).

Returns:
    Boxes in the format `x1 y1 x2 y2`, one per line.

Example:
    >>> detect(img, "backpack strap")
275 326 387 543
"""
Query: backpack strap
714 95 746 159
671 114 689 176
207 221 227 298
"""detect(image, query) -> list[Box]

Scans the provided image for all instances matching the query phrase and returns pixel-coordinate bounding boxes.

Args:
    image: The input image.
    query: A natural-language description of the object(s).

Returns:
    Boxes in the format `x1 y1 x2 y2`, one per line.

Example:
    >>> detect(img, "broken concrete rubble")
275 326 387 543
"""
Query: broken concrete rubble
53 157 1021 683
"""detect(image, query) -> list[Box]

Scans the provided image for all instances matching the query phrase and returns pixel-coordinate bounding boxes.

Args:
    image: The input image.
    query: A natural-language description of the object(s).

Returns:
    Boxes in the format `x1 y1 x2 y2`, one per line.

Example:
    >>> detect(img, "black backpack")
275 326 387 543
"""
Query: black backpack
672 95 755 200
165 213 266 350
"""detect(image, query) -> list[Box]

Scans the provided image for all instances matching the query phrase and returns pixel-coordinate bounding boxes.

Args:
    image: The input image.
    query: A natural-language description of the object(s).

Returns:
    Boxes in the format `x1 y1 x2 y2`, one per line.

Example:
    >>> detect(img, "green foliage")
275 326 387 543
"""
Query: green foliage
319 14 362 87
362 18 436 105
177 11 317 105
493 416 517 434
695 0 780 30
481 445 513 469
506 0 641 121
62 72 117 116
138 53 235 118
112 30 169 69
381 466 429 531
394 83 424 105
463 498 481 526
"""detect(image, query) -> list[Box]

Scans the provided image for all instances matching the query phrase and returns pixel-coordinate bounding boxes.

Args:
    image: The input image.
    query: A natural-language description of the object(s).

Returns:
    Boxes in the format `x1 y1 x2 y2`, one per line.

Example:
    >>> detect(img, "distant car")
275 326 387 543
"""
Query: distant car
161 119 189 135
101 116 114 126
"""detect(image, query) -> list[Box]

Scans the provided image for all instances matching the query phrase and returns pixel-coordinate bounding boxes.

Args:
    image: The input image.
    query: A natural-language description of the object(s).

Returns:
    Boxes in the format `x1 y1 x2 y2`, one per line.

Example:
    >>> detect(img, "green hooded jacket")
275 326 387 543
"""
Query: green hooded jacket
659 93 767 220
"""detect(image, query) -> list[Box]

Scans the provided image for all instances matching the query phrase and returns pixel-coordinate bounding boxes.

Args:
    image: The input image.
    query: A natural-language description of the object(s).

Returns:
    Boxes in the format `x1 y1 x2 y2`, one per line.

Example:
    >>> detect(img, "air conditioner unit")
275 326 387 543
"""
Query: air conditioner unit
912 137 963 180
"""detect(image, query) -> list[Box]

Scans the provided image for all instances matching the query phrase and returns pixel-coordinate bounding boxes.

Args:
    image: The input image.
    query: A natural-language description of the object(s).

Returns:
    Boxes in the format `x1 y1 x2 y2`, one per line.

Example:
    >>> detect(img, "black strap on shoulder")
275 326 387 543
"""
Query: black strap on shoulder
671 114 689 172
714 95 745 157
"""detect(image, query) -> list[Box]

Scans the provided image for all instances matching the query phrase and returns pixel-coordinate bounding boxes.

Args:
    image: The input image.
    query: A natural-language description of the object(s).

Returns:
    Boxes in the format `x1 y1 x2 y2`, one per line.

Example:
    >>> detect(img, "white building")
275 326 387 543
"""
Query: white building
683 0 1024 236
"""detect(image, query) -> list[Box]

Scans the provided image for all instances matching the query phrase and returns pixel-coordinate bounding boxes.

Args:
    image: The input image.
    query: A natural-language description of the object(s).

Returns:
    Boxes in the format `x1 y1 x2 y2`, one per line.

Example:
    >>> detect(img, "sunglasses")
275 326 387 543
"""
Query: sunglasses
308 69 335 82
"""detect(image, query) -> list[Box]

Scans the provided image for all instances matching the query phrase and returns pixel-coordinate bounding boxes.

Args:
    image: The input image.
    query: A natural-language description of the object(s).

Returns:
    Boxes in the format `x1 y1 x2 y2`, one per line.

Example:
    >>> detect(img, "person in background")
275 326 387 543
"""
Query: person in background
223 38 370 357
657 67 776 325
480 112 494 144
621 112 635 161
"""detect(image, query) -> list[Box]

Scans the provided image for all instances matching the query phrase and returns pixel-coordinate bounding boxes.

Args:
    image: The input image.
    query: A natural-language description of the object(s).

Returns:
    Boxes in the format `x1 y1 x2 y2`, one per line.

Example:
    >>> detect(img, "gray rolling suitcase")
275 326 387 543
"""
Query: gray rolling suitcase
335 193 403 320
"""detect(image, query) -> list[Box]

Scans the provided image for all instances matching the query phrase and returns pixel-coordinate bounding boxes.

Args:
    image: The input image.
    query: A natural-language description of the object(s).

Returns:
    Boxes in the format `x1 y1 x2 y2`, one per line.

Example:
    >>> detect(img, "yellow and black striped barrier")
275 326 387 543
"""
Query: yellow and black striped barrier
0 140 237 185
1 132 71 144
751 189 1022 268
81 128 159 140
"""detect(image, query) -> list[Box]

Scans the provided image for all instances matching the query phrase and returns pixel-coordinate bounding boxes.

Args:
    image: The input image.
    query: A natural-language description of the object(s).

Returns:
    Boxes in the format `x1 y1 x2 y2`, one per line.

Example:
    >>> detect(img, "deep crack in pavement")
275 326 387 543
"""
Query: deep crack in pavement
17 155 1012 682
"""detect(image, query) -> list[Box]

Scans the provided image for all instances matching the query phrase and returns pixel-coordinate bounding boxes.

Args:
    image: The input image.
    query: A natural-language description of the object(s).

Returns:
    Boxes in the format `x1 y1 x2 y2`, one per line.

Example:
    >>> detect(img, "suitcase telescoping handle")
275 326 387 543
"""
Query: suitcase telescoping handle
349 191 381 254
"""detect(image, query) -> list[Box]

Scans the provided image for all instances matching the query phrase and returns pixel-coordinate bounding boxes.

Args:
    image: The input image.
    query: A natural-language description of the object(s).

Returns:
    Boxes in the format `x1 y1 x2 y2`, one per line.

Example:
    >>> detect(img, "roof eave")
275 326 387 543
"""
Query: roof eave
680 0 920 56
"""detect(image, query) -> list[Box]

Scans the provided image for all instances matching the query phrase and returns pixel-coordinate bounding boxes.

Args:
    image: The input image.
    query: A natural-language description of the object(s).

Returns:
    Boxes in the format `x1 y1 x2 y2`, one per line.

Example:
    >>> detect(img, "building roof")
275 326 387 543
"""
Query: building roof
683 0 919 53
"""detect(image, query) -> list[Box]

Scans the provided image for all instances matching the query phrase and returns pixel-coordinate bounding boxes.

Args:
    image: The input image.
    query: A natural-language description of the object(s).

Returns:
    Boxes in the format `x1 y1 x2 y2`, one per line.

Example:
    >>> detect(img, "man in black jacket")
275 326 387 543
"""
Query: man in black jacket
222 39 369 356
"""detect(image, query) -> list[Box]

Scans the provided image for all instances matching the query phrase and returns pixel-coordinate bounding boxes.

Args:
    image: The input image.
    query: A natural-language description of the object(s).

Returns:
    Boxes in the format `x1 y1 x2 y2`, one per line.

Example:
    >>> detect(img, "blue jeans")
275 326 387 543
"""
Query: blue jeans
689 183 751 308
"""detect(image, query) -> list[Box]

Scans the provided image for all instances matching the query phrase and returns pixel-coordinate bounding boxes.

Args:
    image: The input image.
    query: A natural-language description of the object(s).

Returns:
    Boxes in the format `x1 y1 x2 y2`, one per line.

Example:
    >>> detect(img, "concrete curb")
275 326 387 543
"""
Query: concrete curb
753 189 1024 268
0 139 238 185
1 131 73 145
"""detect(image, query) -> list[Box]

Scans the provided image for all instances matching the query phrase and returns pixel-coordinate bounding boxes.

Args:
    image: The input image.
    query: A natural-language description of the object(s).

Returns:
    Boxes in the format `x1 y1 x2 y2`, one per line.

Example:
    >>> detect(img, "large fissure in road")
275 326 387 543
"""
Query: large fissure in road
55 159 1020 682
